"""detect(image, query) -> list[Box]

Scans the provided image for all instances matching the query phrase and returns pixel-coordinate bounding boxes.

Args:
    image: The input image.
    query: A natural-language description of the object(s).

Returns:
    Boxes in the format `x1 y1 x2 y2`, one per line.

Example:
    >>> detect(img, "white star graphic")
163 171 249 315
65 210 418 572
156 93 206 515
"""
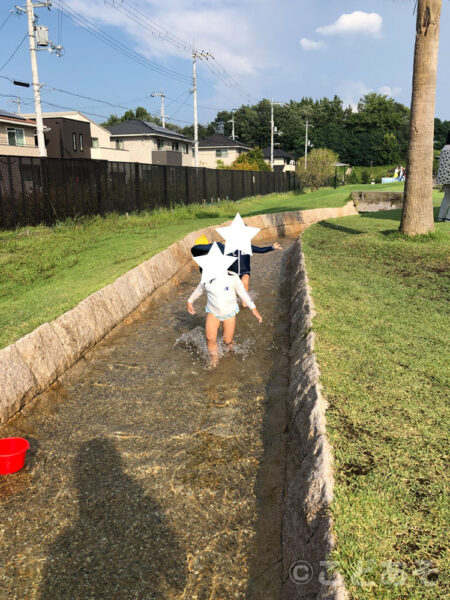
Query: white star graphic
192 242 237 284
216 213 260 255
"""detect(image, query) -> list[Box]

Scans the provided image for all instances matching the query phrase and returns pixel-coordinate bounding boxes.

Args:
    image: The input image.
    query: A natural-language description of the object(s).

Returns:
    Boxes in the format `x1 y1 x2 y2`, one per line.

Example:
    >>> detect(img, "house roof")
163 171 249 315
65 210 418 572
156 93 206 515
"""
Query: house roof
0 109 36 126
106 119 192 141
198 133 251 150
262 146 295 160
21 111 117 135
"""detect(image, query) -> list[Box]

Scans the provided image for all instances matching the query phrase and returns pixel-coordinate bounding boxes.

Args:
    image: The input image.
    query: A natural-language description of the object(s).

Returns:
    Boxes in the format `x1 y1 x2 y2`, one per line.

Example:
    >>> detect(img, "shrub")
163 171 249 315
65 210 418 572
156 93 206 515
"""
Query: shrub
295 148 339 190
361 169 371 184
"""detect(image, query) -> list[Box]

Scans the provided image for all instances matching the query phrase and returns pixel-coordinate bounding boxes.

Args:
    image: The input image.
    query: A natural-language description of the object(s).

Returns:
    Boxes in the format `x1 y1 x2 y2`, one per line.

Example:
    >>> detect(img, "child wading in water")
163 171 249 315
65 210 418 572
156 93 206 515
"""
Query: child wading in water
187 271 262 368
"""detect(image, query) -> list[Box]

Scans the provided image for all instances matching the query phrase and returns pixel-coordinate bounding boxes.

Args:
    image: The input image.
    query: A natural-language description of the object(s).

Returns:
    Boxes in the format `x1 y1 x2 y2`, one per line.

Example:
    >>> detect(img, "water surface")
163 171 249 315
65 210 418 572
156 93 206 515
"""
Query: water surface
0 237 293 599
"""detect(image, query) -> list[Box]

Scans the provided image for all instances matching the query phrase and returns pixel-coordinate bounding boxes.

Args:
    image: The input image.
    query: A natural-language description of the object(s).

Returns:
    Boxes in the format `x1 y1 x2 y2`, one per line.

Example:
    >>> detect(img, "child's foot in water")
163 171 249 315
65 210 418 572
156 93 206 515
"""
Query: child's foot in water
208 352 219 369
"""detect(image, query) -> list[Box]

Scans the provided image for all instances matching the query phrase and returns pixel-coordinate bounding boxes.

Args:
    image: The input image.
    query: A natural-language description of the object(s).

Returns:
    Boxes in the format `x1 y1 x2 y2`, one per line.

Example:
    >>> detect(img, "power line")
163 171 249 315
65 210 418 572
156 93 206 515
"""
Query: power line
54 1 192 85
0 33 28 72
0 11 13 33
106 0 256 103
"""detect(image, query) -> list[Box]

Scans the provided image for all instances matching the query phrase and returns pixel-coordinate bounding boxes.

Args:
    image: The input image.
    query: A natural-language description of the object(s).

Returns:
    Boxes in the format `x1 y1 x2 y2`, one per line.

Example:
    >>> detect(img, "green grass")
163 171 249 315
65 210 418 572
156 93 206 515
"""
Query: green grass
301 206 449 599
0 186 364 349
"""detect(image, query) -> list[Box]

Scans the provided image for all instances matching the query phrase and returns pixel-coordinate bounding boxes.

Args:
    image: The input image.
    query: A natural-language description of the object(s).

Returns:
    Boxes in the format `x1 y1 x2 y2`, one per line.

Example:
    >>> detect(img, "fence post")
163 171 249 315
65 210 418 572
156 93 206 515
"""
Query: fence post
134 162 141 212
202 168 206 202
185 166 190 204
39 158 52 225
163 165 169 208
216 169 219 201
6 157 17 228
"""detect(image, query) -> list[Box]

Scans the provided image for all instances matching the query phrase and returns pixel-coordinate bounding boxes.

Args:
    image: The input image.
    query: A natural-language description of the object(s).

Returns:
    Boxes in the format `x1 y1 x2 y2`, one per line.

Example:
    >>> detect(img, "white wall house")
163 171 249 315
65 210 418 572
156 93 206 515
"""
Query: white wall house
262 147 296 172
198 133 251 169
0 110 38 157
106 119 194 167
21 111 130 161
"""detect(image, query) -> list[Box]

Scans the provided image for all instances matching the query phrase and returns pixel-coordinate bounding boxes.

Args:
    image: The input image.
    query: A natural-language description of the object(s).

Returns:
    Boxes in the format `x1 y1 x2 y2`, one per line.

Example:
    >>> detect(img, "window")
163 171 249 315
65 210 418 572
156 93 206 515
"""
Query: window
184 143 189 154
92 138 99 148
7 128 25 146
115 139 124 150
72 133 77 151
79 133 84 152
216 149 228 158
171 141 179 151
157 138 164 150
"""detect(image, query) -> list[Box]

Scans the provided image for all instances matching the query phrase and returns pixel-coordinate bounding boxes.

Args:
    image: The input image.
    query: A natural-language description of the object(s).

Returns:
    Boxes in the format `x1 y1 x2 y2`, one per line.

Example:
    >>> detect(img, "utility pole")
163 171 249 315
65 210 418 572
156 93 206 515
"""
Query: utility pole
192 46 213 168
227 113 235 140
16 0 62 157
304 118 313 170
26 0 46 156
150 90 165 127
270 99 283 169
7 97 21 114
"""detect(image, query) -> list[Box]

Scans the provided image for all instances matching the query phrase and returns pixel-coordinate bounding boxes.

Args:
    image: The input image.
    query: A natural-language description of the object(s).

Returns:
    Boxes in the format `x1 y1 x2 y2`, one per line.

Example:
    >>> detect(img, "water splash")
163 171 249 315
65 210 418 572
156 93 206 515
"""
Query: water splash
175 326 254 364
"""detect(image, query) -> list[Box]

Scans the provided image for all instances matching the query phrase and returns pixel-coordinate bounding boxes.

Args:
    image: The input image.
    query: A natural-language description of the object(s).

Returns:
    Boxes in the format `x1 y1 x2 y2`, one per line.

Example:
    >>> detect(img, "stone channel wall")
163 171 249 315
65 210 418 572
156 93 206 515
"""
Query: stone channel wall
0 201 356 425
351 190 403 212
282 239 348 600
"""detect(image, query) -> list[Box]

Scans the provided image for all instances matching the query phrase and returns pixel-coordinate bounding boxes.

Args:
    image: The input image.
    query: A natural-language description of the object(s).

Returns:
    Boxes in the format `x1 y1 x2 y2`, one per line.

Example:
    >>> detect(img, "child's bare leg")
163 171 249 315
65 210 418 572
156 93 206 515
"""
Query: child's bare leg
240 274 250 307
222 316 236 352
205 313 220 367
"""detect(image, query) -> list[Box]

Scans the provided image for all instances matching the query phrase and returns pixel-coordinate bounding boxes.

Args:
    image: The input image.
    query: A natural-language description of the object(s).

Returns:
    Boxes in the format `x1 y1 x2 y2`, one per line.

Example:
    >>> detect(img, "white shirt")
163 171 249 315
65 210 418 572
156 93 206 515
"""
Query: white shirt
188 273 255 317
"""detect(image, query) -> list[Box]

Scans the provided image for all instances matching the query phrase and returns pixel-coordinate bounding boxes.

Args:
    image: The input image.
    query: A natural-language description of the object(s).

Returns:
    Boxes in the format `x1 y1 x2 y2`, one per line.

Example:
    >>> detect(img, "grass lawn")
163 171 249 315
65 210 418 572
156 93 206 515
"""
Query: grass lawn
0 183 403 350
301 204 449 598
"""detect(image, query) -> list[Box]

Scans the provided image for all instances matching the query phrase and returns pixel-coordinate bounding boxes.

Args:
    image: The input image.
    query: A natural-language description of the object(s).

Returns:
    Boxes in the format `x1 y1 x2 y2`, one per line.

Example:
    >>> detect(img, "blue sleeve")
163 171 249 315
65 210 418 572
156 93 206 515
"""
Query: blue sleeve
251 244 274 254
191 242 225 257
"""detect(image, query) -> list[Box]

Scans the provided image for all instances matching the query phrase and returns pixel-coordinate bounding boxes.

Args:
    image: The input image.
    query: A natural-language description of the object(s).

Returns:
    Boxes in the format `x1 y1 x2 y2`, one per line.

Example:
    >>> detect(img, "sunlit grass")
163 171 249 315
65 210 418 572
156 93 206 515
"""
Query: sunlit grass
301 208 449 599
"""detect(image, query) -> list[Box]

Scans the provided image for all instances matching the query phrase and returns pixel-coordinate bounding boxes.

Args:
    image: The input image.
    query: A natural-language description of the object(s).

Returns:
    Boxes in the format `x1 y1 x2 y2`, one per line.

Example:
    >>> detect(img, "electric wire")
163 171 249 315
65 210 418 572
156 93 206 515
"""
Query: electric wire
107 0 256 102
0 11 13 33
54 1 192 85
0 33 28 73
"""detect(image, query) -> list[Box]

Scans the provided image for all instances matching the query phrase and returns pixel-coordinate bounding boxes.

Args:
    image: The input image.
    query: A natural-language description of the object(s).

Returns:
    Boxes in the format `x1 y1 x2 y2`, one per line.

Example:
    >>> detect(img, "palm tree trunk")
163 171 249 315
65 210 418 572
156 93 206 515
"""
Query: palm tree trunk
400 0 441 235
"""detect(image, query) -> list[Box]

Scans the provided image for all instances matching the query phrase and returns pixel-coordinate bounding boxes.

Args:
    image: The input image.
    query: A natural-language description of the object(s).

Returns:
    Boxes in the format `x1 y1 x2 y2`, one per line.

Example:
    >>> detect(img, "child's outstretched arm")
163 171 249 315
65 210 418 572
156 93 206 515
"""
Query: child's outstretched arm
251 242 282 253
187 283 204 315
234 277 263 323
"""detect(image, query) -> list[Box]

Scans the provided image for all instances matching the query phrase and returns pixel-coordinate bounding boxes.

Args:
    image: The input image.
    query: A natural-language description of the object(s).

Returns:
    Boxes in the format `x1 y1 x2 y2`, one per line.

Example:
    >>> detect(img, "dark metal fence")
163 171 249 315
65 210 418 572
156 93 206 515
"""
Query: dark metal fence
0 156 301 229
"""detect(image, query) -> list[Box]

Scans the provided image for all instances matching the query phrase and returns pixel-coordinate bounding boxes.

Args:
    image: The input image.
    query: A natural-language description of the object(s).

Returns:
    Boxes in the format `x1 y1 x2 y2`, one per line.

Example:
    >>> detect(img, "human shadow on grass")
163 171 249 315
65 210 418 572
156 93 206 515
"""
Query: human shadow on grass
39 438 187 600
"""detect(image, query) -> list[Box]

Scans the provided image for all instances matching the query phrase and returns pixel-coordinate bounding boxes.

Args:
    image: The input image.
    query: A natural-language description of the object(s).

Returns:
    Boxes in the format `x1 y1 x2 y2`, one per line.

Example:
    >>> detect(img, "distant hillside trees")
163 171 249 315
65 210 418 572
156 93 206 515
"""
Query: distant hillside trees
101 95 449 168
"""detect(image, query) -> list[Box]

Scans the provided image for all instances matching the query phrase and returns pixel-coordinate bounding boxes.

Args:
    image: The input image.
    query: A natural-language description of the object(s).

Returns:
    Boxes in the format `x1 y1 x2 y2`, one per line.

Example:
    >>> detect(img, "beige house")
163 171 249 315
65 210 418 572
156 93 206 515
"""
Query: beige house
0 109 39 157
262 147 296 172
21 111 130 161
198 133 251 169
107 119 194 166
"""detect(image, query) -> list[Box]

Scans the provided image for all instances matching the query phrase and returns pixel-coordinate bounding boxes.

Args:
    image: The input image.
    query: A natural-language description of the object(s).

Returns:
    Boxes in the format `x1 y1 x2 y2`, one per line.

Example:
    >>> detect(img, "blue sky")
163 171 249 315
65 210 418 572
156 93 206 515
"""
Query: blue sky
1 0 449 126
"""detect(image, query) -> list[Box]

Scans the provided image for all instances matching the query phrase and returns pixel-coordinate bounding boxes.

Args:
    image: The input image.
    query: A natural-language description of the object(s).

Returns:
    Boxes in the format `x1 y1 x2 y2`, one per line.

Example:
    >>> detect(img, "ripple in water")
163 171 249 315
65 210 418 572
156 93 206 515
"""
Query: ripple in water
175 326 254 365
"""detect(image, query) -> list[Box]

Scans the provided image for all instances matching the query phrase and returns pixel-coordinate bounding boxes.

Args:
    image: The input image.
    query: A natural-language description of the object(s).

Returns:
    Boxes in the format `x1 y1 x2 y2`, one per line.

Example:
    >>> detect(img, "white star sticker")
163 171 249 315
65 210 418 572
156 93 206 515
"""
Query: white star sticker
192 242 237 284
216 213 260 255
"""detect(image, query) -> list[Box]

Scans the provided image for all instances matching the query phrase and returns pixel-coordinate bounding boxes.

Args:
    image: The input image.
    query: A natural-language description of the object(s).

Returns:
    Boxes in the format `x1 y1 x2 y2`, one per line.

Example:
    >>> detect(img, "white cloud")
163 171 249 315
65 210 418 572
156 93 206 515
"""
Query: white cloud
316 11 382 38
337 80 372 111
69 0 264 77
299 38 326 51
379 85 402 97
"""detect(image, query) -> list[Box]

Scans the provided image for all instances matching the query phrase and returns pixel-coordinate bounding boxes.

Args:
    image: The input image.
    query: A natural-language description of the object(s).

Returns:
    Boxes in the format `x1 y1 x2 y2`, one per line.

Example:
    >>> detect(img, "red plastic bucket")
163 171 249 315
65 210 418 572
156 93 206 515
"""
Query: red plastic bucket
0 438 30 475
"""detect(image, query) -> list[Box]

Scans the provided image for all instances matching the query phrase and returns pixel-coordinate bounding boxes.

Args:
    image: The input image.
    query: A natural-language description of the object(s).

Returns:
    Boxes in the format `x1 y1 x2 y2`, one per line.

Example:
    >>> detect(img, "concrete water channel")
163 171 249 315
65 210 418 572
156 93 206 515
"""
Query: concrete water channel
0 237 295 600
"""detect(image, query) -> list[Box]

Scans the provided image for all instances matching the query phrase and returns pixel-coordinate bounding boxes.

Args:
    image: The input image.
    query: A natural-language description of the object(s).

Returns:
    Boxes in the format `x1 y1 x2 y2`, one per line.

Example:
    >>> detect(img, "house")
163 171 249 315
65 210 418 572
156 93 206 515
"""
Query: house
21 111 131 161
106 119 194 166
198 133 251 169
0 109 39 157
262 147 296 172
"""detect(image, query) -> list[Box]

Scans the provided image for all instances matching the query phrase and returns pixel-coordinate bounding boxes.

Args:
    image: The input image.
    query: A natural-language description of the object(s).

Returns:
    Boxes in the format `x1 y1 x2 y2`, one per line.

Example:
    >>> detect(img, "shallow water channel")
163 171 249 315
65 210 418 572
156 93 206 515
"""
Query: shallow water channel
0 237 294 600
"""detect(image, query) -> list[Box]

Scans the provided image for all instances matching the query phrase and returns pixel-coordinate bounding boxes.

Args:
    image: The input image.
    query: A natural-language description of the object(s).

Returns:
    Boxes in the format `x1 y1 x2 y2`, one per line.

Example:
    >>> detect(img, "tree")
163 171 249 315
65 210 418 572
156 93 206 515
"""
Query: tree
400 0 442 235
381 133 401 164
295 148 338 190
227 147 271 171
